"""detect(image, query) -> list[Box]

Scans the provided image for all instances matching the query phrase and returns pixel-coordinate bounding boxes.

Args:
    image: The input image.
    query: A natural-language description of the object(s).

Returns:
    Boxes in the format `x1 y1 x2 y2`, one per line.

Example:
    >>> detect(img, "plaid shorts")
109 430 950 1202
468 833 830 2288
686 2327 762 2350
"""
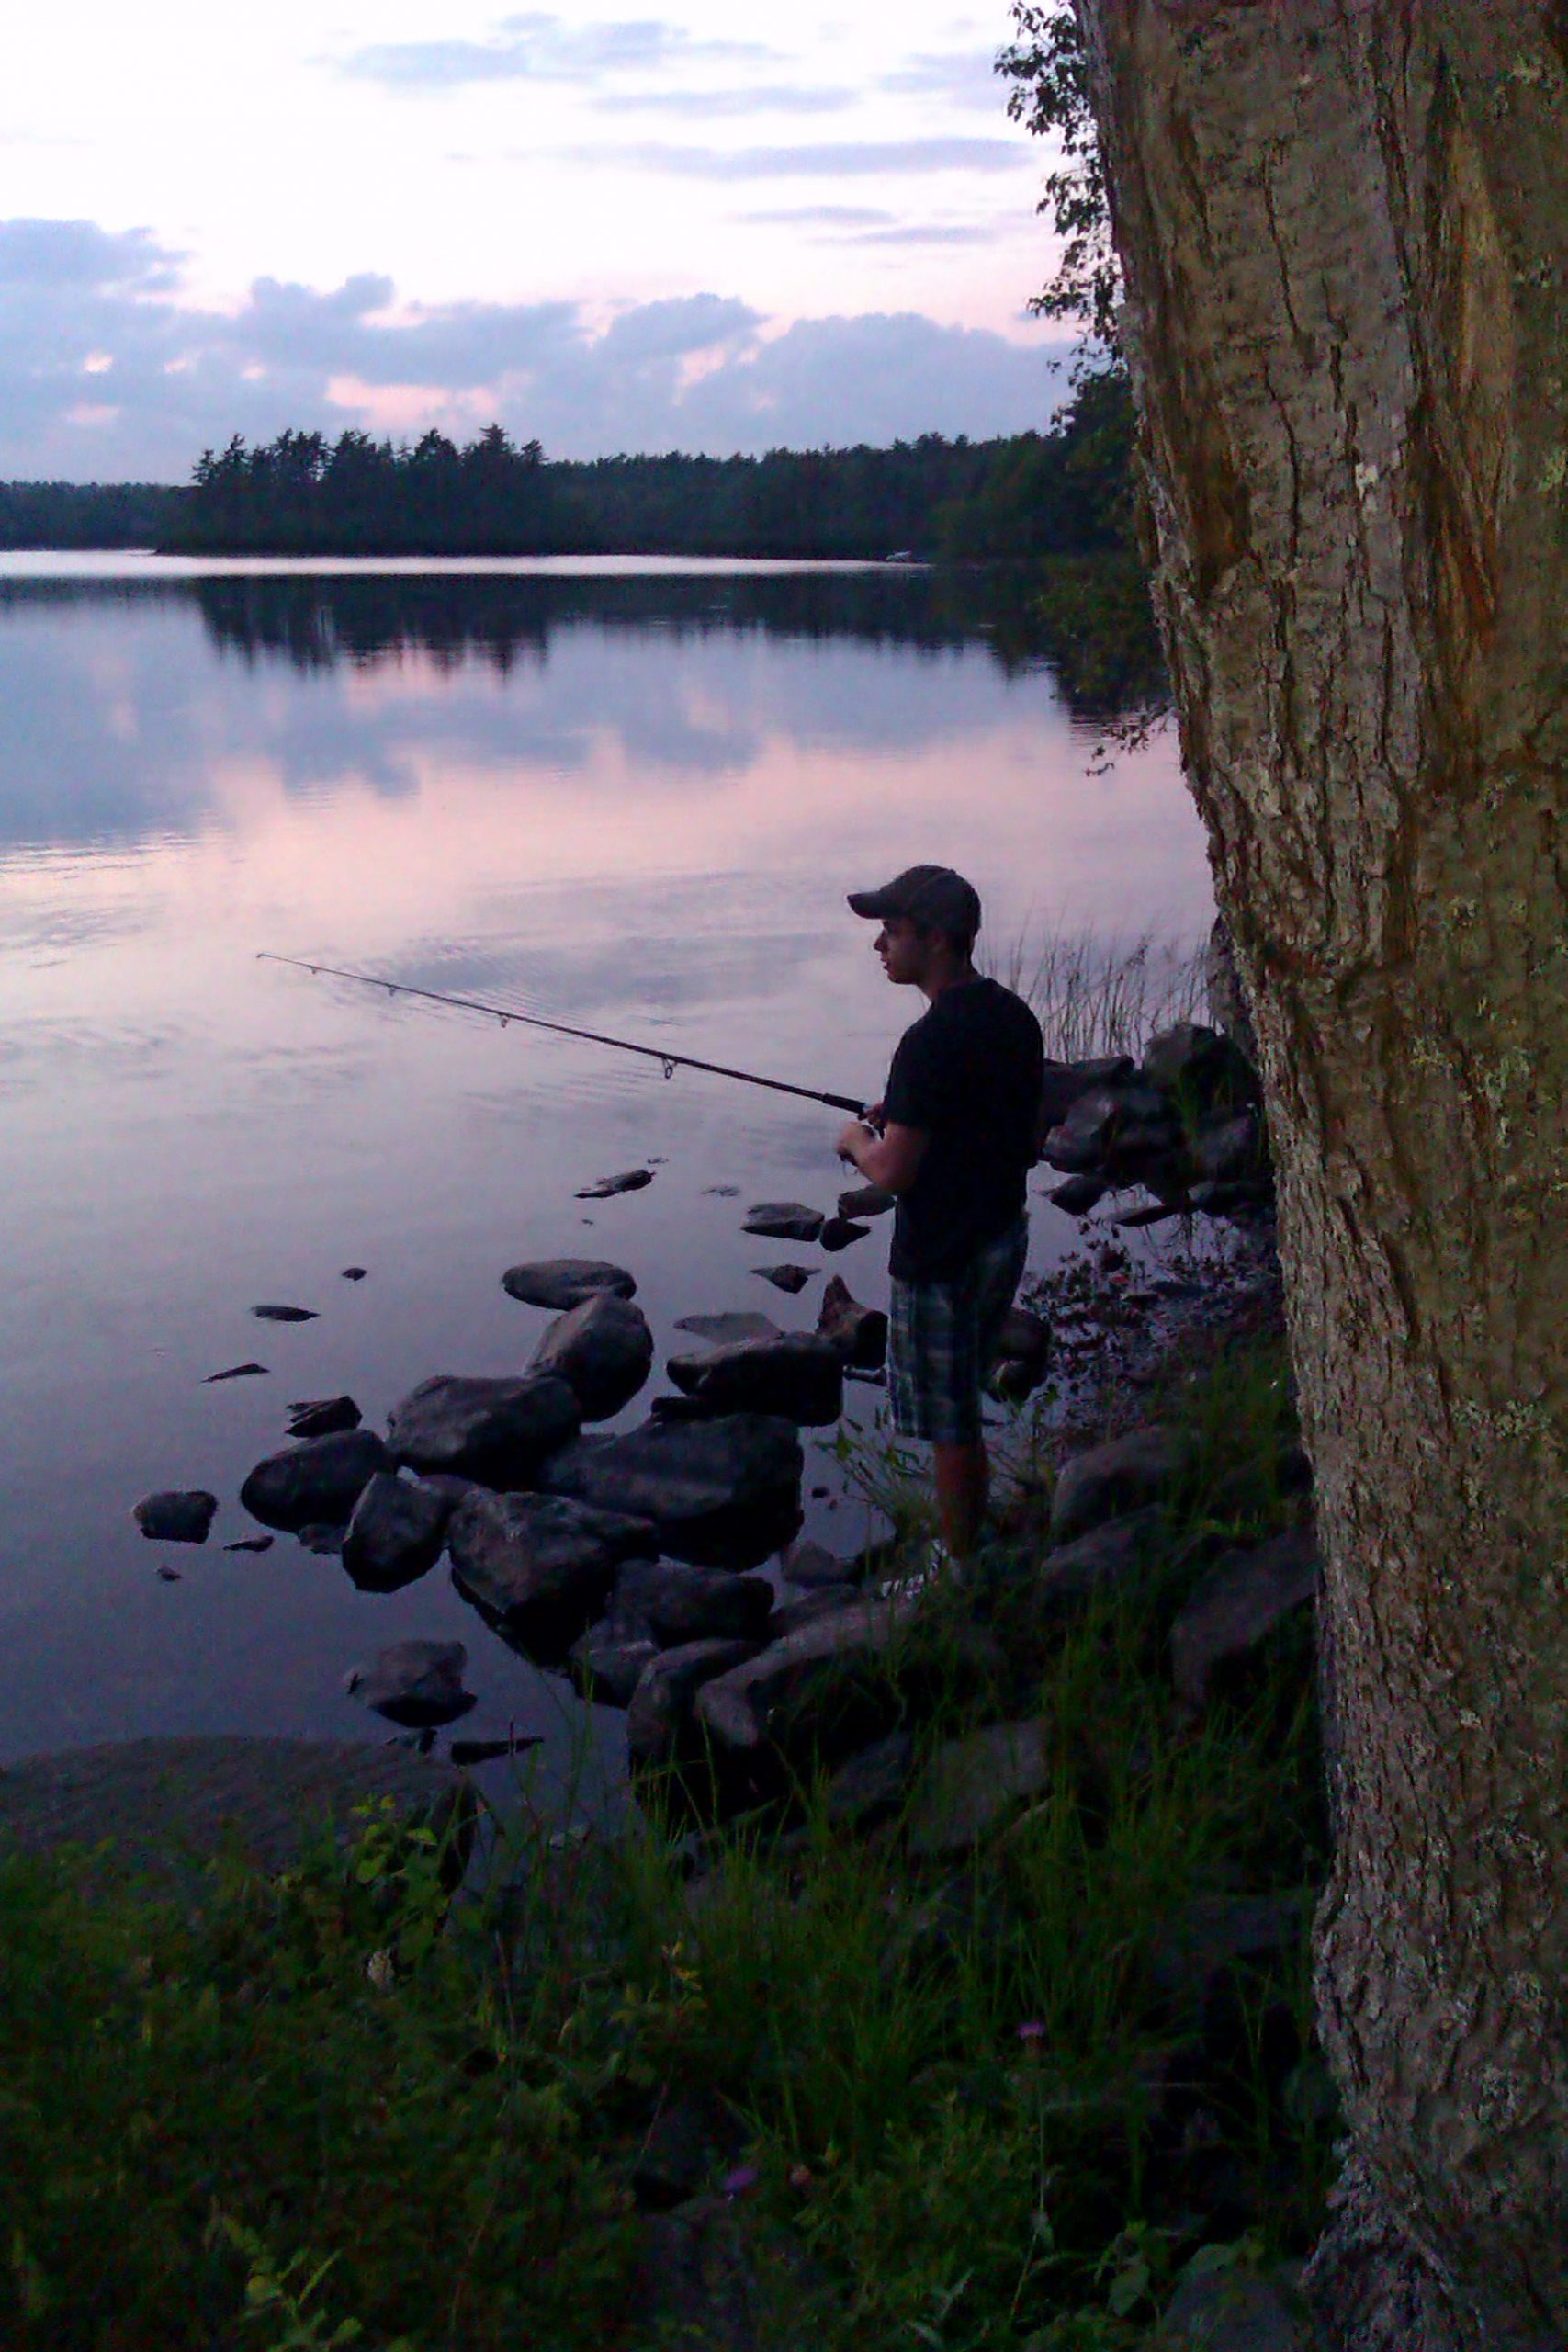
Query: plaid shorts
888 1216 1029 1445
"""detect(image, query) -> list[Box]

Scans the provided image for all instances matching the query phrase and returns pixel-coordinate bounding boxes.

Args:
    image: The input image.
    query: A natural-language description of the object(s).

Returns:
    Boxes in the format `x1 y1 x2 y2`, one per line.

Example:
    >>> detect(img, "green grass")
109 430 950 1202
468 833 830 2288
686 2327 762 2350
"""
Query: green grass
0 1335 1330 2352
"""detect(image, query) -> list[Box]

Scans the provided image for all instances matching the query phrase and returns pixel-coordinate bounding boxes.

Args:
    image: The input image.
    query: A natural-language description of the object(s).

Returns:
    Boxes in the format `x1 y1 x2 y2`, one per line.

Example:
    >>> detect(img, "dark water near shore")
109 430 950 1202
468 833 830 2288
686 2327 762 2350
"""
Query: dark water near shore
0 554 1213 1792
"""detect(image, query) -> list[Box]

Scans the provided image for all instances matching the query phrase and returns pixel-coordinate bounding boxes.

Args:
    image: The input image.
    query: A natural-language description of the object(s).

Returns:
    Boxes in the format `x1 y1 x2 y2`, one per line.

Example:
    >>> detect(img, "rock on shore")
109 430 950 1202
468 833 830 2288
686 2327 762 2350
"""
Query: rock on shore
502 1259 637 1309
538 1413 803 1569
530 1291 654 1421
447 1489 657 1645
386 1372 581 1486
240 1430 389 1532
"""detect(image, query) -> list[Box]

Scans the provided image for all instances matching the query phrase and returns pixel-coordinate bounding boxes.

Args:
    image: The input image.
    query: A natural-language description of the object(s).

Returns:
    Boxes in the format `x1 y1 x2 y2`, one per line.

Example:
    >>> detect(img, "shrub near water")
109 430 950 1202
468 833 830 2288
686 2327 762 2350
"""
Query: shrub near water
0 1811 644 2350
0 1335 1331 2350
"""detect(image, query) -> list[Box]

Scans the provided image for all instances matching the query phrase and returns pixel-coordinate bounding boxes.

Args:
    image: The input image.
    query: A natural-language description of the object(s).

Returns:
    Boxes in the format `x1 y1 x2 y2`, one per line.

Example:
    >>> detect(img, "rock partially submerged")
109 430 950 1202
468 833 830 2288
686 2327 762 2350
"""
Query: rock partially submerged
780 1537 856 1591
673 1311 783 1347
345 1638 476 1729
1037 1025 1270 1223
287 1394 362 1439
133 1489 218 1544
343 1472 453 1593
240 1430 389 1533
448 1488 656 1642
539 1413 803 1569
575 1169 654 1199
666 1334 843 1426
818 1216 869 1253
741 1202 824 1243
751 1263 814 1295
569 1619 661 1708
386 1372 580 1486
502 1259 637 1310
205 1362 268 1384
816 1276 886 1372
251 1303 318 1323
990 1306 1051 1401
530 1290 654 1421
837 1182 895 1220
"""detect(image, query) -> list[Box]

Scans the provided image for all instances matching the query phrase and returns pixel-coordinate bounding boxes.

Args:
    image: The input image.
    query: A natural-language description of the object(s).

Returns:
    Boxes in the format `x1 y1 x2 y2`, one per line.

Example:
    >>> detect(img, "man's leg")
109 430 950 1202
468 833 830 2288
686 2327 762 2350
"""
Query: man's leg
933 1438 988 1563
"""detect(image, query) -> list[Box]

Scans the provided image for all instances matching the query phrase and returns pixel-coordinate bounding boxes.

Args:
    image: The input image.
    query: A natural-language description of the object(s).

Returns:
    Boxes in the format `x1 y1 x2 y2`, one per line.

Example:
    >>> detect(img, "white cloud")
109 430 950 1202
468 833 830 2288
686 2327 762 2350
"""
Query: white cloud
338 13 773 92
0 219 1069 480
563 136 1025 178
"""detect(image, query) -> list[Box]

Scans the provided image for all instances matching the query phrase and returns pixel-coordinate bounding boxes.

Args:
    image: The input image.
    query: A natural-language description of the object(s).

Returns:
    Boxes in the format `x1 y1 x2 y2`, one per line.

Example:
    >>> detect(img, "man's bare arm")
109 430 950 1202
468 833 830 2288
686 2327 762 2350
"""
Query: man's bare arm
835 1117 929 1196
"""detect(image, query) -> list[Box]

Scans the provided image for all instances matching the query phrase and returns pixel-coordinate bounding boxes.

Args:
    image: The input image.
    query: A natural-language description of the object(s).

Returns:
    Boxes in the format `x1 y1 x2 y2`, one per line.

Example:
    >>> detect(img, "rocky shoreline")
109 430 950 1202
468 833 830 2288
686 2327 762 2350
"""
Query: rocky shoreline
116 1012 1299 1848
15 1012 1329 2352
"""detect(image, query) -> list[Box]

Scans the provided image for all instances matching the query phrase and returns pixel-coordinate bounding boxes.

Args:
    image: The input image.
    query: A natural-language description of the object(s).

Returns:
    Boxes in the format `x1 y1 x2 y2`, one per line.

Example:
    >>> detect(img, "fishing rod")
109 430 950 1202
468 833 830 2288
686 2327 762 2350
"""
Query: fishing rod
256 952 867 1114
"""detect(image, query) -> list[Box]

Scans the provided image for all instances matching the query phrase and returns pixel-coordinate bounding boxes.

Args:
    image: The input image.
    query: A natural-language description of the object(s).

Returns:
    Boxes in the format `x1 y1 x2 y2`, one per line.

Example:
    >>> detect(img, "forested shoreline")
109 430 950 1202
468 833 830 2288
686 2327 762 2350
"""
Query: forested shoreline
0 370 1133 561
0 481 187 549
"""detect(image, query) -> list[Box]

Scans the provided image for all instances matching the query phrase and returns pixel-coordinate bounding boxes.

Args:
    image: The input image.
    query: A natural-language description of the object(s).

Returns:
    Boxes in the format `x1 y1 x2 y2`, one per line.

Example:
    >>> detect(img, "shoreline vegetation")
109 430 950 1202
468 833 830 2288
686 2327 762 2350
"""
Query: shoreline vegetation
0 371 1133 567
2 1228 1323 2352
2 970 1326 2350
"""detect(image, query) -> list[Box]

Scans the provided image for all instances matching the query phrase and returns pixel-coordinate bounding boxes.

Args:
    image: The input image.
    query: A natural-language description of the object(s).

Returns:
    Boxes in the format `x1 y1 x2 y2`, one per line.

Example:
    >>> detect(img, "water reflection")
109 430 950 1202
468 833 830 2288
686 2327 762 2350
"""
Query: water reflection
0 558 1211 1772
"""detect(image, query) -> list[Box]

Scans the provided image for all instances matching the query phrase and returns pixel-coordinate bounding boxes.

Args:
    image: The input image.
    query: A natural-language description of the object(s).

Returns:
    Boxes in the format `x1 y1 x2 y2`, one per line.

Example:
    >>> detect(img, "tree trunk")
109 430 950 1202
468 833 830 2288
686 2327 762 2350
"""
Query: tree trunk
1071 4 1568 2345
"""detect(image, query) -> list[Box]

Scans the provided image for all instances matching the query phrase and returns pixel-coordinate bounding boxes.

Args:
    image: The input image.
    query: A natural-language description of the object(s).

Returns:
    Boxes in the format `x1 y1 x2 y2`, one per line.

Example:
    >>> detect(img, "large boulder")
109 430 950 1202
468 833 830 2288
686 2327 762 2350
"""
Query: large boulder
386 1372 580 1487
1140 1021 1258 1119
502 1259 637 1309
905 1721 1048 1858
342 1472 453 1593
692 1597 916 1762
1042 1083 1181 1177
1033 1506 1169 1620
615 1558 775 1645
240 1430 389 1533
530 1291 654 1421
345 1638 475 1729
1038 1056 1134 1132
447 1489 656 1644
538 1413 804 1569
666 1334 843 1427
568 1619 661 1709
1169 1526 1320 1715
1049 1424 1188 1546
1190 1110 1266 1186
626 1640 761 1767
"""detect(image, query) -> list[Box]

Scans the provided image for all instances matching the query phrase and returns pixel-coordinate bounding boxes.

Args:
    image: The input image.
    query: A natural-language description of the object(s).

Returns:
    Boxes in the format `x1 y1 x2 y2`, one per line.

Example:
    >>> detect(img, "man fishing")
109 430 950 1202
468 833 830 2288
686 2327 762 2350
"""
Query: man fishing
836 866 1043 1576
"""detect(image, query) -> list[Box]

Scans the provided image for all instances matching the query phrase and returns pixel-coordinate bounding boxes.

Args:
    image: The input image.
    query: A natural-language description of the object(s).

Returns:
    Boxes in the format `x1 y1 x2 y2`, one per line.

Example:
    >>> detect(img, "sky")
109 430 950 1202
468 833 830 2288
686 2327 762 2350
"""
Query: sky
0 2 1070 481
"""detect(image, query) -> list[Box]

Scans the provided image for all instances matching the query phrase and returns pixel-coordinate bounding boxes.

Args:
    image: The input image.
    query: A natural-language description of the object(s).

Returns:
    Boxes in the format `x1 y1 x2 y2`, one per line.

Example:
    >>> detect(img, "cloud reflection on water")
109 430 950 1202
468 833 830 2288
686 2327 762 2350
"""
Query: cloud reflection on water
0 560 1214 1768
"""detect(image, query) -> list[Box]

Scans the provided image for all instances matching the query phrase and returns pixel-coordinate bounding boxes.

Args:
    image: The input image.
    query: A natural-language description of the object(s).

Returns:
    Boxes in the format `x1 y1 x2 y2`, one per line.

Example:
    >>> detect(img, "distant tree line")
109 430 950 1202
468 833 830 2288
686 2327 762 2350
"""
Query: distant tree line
0 481 187 549
151 369 1134 560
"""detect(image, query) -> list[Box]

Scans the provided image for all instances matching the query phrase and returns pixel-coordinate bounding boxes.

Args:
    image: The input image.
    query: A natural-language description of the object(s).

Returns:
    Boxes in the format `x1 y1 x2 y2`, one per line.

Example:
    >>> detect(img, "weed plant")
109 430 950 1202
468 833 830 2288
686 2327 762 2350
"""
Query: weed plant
0 1333 1329 2351
981 927 1205 1067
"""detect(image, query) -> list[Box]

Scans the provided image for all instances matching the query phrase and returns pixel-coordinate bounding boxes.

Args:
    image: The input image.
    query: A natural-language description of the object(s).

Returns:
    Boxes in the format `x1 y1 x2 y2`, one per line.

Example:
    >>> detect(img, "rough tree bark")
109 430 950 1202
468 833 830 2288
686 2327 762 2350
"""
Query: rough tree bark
1071 5 1568 2346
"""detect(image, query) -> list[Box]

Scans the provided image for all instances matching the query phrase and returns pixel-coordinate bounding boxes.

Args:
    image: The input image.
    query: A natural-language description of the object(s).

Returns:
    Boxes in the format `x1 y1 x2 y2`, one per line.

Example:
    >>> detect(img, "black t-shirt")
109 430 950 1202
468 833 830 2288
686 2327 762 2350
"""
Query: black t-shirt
882 975 1044 1283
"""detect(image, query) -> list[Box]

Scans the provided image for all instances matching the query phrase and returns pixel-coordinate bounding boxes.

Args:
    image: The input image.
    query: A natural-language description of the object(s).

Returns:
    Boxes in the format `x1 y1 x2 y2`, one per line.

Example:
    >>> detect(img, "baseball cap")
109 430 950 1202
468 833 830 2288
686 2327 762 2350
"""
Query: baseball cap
846 865 982 937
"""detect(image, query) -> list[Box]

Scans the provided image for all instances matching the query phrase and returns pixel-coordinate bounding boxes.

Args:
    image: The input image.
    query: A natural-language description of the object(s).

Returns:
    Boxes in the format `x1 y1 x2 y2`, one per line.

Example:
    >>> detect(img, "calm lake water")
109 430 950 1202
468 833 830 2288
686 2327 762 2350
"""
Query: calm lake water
0 554 1213 1792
